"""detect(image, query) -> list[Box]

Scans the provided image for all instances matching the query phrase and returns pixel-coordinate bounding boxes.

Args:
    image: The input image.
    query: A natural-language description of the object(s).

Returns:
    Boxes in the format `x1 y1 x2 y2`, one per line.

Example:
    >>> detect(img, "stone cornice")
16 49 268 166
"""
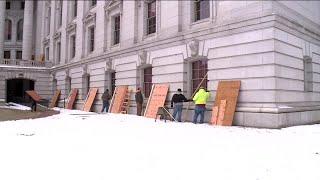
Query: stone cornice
104 0 122 12
66 22 77 34
83 12 96 25
53 31 61 40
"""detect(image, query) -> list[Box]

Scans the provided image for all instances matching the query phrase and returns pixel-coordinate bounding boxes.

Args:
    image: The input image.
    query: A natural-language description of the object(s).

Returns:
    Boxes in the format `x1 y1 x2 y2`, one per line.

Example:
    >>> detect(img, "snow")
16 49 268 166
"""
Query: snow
0 102 31 110
0 108 319 180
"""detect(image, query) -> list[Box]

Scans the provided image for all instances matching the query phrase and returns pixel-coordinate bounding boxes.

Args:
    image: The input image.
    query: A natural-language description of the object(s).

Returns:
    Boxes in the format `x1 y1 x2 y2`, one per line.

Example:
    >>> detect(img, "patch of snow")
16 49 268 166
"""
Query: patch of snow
0 109 319 180
0 102 31 110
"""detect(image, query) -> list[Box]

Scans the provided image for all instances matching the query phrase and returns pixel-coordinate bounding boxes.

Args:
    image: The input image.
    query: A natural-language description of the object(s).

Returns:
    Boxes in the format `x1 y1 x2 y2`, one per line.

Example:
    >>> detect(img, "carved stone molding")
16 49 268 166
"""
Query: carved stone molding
83 12 96 25
66 22 77 34
82 64 88 76
104 0 122 16
138 50 147 66
105 60 112 72
53 31 61 40
64 69 70 78
42 37 50 47
188 39 199 57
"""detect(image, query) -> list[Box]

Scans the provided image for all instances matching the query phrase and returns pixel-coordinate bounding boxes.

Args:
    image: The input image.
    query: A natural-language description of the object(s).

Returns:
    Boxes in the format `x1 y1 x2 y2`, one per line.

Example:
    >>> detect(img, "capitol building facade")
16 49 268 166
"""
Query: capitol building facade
0 0 320 128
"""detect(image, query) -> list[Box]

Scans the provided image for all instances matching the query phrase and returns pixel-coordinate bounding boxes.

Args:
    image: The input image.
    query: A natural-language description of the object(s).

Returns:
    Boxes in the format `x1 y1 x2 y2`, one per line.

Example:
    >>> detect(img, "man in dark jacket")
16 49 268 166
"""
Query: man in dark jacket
101 89 111 112
135 87 143 116
171 88 189 122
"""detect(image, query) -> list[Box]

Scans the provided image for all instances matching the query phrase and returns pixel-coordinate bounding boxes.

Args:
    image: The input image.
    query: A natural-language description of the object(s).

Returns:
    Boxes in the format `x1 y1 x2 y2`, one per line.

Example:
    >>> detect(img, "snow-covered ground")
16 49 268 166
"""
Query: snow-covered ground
0 108 319 180
0 102 31 110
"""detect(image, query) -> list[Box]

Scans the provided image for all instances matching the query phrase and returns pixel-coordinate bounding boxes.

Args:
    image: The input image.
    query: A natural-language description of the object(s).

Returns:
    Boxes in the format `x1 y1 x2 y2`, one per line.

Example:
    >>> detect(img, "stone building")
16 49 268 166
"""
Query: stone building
0 0 320 128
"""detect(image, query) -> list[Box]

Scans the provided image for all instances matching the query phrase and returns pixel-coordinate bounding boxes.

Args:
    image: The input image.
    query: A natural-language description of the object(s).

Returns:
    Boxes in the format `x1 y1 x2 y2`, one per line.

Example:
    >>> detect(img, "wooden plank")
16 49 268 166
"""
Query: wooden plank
49 90 61 108
144 84 169 119
82 88 98 112
210 106 219 125
66 89 78 110
25 90 42 102
217 100 227 125
213 81 241 126
109 86 128 113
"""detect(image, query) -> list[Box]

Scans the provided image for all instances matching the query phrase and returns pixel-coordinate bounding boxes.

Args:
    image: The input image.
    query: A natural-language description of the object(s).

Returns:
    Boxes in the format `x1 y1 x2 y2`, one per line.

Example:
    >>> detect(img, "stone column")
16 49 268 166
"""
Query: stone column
0 1 6 59
22 1 34 60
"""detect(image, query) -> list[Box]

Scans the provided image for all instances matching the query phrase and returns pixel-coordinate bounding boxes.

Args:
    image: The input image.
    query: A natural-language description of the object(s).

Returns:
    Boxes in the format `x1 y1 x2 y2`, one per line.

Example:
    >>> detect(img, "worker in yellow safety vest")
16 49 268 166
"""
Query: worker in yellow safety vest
192 87 210 124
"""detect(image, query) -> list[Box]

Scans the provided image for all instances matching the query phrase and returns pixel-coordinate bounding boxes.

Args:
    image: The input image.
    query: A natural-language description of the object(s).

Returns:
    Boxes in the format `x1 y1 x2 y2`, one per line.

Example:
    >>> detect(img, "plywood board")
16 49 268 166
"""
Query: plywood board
49 90 61 108
210 106 219 125
67 89 78 110
25 90 42 102
144 84 169 119
109 86 128 113
83 88 98 112
217 100 227 124
213 81 241 126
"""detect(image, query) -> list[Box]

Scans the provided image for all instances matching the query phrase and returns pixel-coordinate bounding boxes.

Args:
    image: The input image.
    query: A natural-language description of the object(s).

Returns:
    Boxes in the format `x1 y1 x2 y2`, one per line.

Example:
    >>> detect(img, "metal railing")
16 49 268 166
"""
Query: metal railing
0 59 53 68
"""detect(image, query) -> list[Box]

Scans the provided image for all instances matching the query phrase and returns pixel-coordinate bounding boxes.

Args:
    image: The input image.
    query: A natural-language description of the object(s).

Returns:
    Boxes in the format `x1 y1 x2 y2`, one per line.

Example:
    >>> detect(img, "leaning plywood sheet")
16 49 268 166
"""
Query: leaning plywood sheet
25 90 42 102
144 84 169 119
67 89 78 110
83 88 98 112
213 81 241 126
49 90 61 108
109 86 128 113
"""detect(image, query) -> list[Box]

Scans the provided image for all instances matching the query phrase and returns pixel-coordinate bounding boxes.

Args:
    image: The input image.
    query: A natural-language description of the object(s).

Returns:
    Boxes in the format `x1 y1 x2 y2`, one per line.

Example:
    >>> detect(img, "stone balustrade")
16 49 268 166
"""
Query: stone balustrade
0 59 52 68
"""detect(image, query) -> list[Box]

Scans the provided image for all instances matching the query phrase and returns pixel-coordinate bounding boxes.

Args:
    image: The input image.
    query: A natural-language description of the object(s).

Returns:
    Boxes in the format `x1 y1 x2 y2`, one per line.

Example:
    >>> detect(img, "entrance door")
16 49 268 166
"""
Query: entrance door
6 79 35 103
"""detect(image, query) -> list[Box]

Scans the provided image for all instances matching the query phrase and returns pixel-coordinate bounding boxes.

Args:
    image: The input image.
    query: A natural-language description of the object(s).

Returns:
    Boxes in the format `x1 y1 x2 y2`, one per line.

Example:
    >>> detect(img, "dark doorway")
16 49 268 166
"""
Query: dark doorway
6 79 35 104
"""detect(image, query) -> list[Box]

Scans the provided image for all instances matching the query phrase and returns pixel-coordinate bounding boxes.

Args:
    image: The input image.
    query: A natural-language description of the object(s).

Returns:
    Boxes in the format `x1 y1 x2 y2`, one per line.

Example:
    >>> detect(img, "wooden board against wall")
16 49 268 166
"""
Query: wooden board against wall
25 90 42 102
144 84 169 119
109 86 128 113
66 89 78 110
49 90 61 108
213 81 241 126
83 88 98 112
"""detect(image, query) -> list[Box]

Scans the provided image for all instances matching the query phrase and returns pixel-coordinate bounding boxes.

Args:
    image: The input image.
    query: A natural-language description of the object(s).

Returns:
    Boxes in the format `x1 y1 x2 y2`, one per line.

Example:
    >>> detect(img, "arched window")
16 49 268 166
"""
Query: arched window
5 19 12 41
17 19 23 41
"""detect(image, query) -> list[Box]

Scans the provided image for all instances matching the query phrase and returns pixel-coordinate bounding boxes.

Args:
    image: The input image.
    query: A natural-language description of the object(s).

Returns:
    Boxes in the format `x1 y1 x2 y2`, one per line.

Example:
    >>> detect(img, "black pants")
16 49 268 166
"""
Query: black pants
31 101 37 112
136 103 142 116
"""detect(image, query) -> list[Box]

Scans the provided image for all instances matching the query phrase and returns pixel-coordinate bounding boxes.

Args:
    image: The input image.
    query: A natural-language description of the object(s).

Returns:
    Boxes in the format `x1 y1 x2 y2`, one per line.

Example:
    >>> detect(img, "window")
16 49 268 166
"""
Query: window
88 26 95 52
66 77 72 94
21 2 25 10
45 47 50 61
70 35 76 59
194 0 210 21
17 19 23 41
73 0 77 18
147 0 156 35
91 0 97 7
304 56 313 92
113 15 120 45
4 51 10 59
86 75 90 95
57 0 63 27
6 2 10 10
46 7 51 35
192 60 208 93
56 42 61 63
143 67 152 97
5 19 12 41
16 51 22 59
111 72 116 95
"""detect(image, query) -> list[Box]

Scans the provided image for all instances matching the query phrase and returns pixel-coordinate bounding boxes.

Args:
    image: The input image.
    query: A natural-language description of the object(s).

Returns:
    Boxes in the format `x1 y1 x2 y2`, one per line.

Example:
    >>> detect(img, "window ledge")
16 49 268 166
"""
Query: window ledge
143 33 156 41
110 44 120 50
192 18 210 26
